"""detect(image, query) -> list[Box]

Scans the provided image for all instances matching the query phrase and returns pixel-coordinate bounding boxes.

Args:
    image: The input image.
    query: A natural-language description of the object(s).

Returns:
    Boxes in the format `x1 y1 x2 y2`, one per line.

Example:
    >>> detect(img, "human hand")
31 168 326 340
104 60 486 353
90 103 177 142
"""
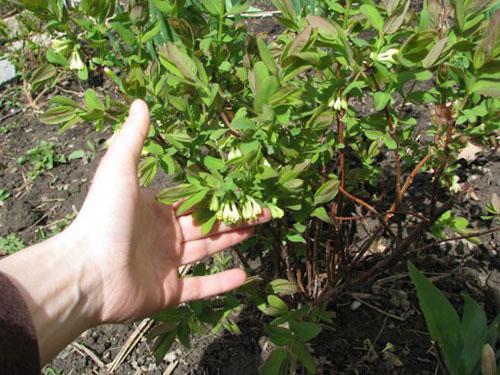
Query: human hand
68 99 271 324
0 100 270 364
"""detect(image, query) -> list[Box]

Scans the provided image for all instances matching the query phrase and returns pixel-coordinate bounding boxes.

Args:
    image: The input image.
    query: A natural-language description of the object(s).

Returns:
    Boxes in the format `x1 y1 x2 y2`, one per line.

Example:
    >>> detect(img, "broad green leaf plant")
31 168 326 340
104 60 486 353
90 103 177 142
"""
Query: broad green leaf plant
409 262 499 375
18 0 500 372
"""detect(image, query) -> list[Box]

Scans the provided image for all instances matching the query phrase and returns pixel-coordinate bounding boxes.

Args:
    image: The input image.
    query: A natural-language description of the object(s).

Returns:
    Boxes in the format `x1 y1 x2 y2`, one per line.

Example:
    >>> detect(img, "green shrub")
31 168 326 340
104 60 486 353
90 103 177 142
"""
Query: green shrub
17 0 500 372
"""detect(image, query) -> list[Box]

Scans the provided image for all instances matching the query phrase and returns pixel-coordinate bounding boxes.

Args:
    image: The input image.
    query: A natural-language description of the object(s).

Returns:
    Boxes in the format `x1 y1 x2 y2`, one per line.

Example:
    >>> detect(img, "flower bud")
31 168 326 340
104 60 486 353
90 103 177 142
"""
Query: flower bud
69 50 84 71
209 195 219 211
329 97 347 111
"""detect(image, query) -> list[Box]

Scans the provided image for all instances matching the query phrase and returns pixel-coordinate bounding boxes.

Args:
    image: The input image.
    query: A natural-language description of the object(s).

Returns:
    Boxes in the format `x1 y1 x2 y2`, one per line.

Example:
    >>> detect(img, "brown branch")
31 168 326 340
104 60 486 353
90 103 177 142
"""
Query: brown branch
281 242 297 285
430 105 454 218
325 239 332 283
234 248 252 270
153 135 169 149
339 186 377 214
384 151 431 223
312 220 321 297
22 72 39 110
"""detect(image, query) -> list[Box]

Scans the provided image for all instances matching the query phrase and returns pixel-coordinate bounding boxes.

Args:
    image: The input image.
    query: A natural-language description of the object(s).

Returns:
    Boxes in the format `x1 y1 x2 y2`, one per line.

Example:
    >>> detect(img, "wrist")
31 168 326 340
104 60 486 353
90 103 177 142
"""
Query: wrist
0 228 102 363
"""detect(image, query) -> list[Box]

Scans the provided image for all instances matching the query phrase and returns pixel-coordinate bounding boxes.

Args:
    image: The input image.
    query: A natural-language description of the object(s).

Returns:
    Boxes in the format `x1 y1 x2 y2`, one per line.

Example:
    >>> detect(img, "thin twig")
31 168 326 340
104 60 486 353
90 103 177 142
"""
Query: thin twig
107 319 154 373
353 297 406 321
71 342 106 369
0 108 23 123
414 227 500 252
234 248 252 270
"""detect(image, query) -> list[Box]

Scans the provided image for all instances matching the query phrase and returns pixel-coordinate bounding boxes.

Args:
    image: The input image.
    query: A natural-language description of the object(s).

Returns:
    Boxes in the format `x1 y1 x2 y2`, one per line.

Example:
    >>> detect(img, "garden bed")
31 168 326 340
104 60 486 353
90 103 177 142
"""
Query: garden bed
1 0 499 372
0 80 498 374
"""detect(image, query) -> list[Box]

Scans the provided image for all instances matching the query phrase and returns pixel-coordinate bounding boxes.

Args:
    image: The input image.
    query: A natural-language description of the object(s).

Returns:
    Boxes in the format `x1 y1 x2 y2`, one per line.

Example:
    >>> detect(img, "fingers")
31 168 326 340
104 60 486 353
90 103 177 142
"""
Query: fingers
104 99 150 170
178 208 271 242
178 268 246 303
179 227 254 265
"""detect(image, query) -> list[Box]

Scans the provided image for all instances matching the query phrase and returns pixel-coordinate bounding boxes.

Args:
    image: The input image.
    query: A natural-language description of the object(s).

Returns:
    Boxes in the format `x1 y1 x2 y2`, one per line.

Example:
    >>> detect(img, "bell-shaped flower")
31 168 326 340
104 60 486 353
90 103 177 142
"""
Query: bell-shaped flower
69 50 84 71
370 48 399 64
228 147 242 161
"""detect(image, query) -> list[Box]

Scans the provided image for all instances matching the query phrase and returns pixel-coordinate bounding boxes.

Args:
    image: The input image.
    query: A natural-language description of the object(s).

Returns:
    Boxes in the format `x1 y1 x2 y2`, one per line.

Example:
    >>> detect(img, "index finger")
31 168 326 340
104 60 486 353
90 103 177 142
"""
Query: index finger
178 208 271 242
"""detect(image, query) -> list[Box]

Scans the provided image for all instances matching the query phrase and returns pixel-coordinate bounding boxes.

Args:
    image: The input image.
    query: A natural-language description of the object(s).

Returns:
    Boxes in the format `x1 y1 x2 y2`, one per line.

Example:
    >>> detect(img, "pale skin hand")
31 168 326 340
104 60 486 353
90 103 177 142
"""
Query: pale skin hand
0 100 270 365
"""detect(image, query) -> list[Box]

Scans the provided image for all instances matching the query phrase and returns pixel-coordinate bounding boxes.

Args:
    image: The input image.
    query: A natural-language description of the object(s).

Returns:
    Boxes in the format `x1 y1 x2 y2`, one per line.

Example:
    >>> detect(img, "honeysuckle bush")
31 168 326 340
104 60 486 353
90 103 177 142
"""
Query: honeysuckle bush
18 0 500 372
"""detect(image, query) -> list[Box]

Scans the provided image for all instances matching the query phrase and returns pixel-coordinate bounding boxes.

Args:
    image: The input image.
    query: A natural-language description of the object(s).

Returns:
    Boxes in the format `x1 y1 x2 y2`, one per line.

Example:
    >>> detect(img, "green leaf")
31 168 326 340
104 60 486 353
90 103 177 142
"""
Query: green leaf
153 330 176 363
226 1 249 15
460 294 487 374
201 214 217 235
311 207 332 224
314 179 340 205
202 0 224 15
261 295 289 316
157 184 199 205
261 348 289 375
383 134 397 149
290 321 322 342
84 89 104 112
162 42 198 81
253 62 278 112
138 157 158 186
422 38 448 68
455 0 465 31
46 49 67 66
470 80 500 97
264 324 295 346
384 0 410 34
176 190 208 215
373 91 391 111
343 80 367 96
40 106 77 125
30 64 57 86
231 108 255 130
203 156 225 171
177 320 191 348
408 261 462 372
142 21 161 43
365 129 384 140
110 21 136 45
152 0 174 13
287 232 306 243
50 96 78 107
360 4 385 33
306 15 338 39
290 342 316 374
68 150 85 160
257 38 278 75
267 279 298 295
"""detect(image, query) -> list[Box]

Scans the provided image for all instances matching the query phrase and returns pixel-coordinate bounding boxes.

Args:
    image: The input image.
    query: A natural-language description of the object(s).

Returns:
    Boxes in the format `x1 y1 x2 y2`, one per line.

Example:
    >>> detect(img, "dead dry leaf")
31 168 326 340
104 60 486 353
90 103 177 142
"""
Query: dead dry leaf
457 142 482 162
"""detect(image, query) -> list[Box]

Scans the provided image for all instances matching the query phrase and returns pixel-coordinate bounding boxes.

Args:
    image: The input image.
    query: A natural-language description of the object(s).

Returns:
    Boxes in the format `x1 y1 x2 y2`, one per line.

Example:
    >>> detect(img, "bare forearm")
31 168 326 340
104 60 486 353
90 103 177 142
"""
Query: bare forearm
0 231 100 364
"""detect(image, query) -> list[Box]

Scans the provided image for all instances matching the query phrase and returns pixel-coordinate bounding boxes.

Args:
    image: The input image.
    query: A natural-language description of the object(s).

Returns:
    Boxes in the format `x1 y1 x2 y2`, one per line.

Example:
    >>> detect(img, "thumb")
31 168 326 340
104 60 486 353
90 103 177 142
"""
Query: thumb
106 99 150 168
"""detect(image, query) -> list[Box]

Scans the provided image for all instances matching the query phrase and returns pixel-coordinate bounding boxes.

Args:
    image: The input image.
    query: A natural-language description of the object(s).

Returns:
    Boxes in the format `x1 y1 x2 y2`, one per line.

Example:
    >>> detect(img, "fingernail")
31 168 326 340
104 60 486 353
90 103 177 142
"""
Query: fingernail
129 99 142 118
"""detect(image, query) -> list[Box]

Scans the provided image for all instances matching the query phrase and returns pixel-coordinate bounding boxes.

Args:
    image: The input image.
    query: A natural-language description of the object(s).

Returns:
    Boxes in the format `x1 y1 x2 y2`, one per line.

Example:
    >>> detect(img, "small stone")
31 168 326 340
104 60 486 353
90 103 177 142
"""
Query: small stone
350 300 362 311
0 60 16 86
164 351 176 363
